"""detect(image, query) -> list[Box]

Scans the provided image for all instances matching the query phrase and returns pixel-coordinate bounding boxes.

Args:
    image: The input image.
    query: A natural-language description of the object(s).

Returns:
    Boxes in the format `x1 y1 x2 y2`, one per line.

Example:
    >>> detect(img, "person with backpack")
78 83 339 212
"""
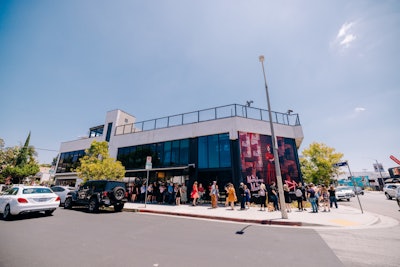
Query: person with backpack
258 183 267 211
295 184 303 211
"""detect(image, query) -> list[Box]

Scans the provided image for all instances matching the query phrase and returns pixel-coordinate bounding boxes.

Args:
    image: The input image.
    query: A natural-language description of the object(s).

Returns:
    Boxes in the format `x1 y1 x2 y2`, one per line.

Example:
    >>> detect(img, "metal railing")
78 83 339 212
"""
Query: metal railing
115 104 300 136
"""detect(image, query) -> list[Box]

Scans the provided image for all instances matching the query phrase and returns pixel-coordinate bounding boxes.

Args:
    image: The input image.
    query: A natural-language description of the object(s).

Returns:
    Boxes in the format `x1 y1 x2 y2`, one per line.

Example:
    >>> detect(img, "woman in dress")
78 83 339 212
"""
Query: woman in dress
265 144 276 185
180 183 187 204
226 183 237 210
190 181 199 206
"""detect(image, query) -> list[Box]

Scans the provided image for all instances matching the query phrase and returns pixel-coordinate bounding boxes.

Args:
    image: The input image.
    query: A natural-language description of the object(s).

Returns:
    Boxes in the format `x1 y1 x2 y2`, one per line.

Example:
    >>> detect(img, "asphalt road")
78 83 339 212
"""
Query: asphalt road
316 191 400 267
0 208 343 267
0 191 398 267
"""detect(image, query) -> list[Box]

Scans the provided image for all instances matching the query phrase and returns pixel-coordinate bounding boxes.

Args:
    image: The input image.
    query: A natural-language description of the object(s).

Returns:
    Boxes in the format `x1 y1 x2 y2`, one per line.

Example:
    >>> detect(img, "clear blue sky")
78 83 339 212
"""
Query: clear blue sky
1 1 399 172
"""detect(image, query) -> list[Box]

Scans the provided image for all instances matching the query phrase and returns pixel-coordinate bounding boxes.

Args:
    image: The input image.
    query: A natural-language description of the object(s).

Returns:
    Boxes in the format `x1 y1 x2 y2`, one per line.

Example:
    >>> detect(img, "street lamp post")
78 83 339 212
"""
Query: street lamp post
259 55 288 219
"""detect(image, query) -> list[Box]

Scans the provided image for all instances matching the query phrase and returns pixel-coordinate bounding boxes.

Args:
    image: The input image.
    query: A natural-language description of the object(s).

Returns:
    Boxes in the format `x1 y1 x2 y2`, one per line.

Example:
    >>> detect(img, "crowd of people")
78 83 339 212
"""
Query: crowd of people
127 180 341 213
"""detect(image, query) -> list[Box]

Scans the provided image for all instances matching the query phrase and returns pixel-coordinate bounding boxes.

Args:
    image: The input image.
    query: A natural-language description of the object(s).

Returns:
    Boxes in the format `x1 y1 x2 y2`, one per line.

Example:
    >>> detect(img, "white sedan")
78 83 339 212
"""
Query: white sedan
51 185 75 205
0 185 60 220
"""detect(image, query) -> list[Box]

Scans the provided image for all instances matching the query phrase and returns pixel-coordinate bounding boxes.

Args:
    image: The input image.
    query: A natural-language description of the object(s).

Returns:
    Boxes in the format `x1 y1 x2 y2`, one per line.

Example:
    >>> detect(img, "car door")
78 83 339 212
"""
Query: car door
0 188 17 211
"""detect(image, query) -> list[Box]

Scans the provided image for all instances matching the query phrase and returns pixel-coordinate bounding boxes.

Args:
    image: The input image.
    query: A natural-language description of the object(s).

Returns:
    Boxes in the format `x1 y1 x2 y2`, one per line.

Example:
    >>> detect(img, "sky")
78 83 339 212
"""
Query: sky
0 0 399 172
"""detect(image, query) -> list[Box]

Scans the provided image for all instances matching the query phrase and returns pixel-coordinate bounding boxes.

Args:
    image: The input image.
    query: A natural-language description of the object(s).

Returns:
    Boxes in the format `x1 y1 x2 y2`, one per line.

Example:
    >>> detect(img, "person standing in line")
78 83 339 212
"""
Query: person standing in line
283 184 292 213
152 182 159 203
175 184 181 206
315 185 321 210
307 183 318 213
320 185 330 212
295 185 303 211
328 185 338 208
180 183 187 204
239 182 246 210
210 181 219 208
190 181 199 206
198 183 205 204
244 184 251 209
140 183 146 203
258 183 267 211
268 182 279 211
131 183 138 203
226 183 237 210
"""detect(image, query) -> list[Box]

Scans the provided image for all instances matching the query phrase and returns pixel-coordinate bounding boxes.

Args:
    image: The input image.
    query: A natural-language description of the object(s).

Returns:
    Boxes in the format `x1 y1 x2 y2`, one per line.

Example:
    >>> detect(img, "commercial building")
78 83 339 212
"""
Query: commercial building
54 104 304 195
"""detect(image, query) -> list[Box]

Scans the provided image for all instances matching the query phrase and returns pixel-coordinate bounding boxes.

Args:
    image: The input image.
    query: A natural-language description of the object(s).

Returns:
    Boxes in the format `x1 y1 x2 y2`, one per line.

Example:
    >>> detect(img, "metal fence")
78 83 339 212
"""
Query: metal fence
115 104 300 135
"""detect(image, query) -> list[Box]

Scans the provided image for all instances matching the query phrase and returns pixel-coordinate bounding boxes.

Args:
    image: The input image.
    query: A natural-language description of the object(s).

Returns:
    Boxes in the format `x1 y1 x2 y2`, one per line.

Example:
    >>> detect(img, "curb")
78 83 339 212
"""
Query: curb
124 208 310 226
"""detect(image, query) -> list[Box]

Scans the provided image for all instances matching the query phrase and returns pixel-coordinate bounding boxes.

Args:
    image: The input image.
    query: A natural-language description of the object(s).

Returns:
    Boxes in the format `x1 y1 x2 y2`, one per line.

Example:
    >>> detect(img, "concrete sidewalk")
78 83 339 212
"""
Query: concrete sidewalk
123 202 399 229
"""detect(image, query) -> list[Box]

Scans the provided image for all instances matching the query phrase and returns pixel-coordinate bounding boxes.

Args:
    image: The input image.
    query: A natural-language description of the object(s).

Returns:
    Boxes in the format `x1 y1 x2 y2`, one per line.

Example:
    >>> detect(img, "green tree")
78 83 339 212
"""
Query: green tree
75 140 125 182
0 133 40 184
300 142 344 186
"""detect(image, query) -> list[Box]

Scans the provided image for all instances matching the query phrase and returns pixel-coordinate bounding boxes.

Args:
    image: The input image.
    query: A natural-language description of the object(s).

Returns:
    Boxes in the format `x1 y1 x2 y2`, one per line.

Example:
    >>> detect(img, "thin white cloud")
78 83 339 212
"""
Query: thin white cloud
337 22 354 38
335 21 357 49
340 34 357 47
354 107 366 112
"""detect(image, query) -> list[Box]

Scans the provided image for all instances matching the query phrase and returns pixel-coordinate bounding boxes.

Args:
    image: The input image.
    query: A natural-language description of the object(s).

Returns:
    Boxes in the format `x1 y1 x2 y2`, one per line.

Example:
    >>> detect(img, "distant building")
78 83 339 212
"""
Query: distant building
54 104 304 195
335 171 390 190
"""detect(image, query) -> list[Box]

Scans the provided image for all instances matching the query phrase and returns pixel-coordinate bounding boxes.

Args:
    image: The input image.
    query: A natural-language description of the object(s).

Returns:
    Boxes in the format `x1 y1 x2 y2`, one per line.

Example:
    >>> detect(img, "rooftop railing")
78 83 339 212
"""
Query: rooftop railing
115 104 300 136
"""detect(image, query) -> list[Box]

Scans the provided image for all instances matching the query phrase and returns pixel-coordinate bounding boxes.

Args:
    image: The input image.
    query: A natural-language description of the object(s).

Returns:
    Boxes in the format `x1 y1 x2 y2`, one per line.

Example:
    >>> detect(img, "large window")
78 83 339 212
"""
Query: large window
117 138 190 170
56 150 85 173
198 133 231 169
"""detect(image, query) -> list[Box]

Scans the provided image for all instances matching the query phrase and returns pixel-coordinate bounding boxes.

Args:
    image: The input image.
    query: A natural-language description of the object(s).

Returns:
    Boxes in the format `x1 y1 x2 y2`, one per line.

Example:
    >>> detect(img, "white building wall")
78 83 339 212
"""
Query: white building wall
58 109 304 160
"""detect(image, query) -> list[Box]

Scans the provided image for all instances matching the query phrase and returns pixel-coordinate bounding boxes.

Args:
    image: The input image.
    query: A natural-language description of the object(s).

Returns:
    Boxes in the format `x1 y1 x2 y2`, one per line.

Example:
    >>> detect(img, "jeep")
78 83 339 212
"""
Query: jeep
64 180 127 212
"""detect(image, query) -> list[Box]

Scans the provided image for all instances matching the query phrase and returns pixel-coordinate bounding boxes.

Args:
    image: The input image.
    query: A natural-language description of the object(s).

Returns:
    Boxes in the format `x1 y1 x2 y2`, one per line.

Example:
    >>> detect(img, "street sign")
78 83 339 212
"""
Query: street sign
390 155 400 165
333 161 348 167
145 156 152 170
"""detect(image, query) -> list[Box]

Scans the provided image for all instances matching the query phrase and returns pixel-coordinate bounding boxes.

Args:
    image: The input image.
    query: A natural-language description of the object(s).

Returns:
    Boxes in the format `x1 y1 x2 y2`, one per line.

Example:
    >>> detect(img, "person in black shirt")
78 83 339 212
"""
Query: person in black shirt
328 185 338 208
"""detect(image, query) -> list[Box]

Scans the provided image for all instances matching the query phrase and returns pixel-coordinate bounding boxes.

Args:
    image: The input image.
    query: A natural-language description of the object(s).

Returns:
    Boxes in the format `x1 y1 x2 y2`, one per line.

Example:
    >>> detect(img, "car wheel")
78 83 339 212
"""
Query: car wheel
3 204 12 220
88 198 99 213
385 193 392 200
347 198 350 201
114 203 124 212
113 187 125 201
64 198 72 209
45 210 55 216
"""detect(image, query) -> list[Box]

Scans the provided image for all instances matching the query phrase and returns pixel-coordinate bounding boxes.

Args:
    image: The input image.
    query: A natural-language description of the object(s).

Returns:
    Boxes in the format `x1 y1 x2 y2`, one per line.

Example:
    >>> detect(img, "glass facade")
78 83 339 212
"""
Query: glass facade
117 133 231 171
56 150 85 173
117 138 191 170
198 133 231 169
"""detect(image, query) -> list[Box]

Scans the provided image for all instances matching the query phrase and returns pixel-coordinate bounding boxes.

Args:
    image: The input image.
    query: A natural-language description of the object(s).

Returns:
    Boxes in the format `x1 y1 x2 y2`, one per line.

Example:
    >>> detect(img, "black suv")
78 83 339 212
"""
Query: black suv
64 180 127 212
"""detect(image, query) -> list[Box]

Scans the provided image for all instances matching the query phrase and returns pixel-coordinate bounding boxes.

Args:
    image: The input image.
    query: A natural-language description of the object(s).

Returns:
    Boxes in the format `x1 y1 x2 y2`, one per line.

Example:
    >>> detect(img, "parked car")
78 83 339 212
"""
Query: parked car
51 185 76 206
0 185 60 220
354 186 364 195
396 187 400 210
383 184 400 200
335 186 355 201
64 180 128 212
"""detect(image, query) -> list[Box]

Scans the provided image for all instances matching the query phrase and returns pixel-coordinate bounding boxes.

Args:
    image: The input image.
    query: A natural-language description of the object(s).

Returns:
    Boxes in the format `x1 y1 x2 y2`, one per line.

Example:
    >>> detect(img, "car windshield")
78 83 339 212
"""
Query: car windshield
336 188 348 192
23 187 53 194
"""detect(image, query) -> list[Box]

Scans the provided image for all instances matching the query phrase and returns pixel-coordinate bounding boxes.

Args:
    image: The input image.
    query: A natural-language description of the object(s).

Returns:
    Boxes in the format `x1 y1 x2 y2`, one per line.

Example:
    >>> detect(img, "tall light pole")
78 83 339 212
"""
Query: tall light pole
259 55 288 219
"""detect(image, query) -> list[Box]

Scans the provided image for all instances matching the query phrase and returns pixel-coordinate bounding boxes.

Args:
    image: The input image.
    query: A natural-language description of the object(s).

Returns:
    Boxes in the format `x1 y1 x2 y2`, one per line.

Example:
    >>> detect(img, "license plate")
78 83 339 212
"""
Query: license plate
37 198 50 202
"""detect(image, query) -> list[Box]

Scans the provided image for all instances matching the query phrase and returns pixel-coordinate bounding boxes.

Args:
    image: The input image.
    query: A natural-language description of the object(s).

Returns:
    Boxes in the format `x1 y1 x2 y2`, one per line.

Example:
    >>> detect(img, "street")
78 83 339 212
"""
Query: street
0 191 399 267
316 191 400 267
